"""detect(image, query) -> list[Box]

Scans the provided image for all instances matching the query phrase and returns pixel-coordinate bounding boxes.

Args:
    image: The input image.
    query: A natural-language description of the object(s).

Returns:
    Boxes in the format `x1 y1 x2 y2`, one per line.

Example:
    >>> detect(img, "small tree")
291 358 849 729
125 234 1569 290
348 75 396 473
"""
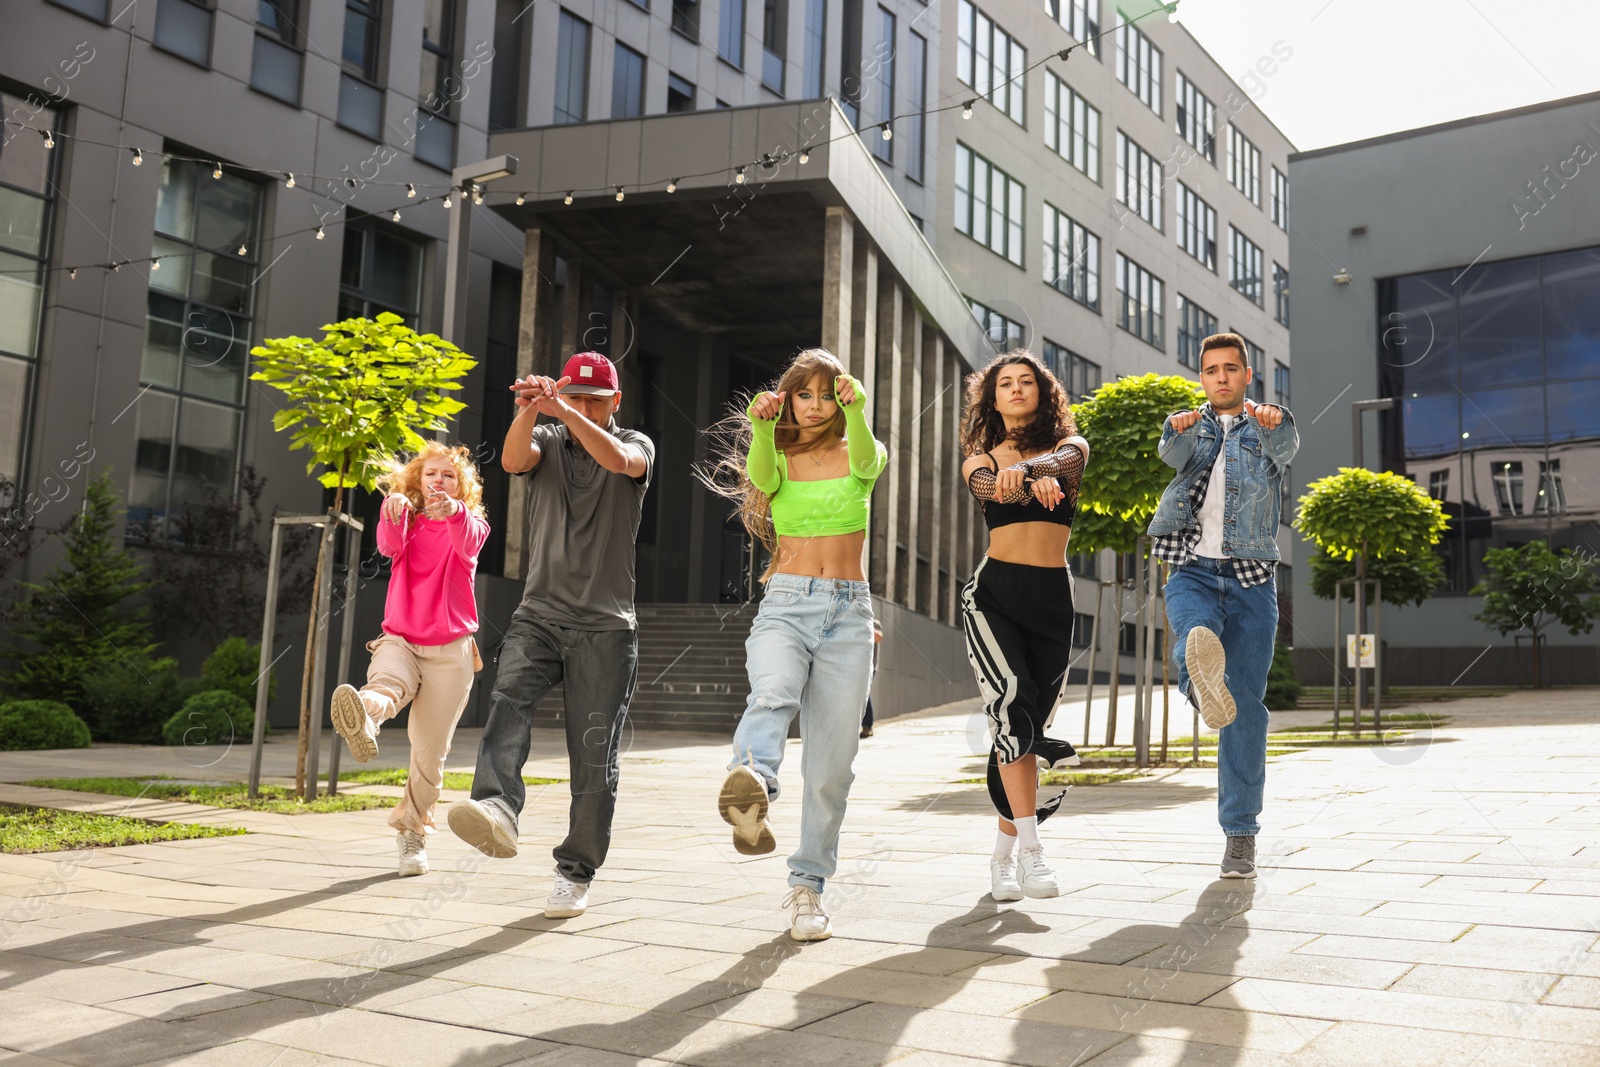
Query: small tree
251 313 476 792
1295 467 1448 563
3 470 157 708
1470 541 1600 688
1309 548 1444 608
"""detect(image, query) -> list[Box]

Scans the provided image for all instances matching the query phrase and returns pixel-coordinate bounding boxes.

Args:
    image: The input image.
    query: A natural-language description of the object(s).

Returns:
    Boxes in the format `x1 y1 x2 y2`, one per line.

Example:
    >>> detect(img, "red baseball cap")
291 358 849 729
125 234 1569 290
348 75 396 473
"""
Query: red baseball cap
559 351 620 396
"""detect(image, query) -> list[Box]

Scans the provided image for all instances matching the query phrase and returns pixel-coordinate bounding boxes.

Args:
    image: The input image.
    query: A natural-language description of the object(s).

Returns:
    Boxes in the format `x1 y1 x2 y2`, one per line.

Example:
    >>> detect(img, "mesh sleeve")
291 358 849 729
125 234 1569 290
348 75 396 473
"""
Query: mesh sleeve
1025 444 1086 499
966 464 1030 505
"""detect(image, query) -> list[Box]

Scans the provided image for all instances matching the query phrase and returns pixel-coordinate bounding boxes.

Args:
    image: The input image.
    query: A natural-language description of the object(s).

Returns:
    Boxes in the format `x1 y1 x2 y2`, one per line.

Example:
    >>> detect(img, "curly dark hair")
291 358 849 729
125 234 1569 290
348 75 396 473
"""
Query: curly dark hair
959 348 1078 456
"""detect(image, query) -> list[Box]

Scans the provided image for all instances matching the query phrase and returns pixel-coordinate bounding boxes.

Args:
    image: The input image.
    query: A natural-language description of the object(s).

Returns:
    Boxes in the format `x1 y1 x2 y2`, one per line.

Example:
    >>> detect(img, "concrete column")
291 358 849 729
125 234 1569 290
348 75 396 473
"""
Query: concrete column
918 326 945 622
558 258 590 366
685 334 720 602
849 233 878 388
896 298 923 610
821 206 854 366
504 227 557 582
871 272 904 602
946 345 966 624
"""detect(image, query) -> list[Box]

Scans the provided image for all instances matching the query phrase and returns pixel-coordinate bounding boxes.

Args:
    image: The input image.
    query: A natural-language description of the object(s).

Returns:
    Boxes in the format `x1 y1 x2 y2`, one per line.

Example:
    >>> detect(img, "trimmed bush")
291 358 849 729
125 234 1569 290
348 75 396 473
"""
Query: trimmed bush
79 655 201 744
0 700 92 751
1265 641 1302 712
163 690 261 749
201 637 277 707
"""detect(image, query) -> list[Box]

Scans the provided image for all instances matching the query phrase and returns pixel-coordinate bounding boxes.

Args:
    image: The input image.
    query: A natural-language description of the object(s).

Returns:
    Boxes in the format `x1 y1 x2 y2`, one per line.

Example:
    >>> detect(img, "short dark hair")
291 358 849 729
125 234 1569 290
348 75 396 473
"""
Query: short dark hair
1199 332 1249 368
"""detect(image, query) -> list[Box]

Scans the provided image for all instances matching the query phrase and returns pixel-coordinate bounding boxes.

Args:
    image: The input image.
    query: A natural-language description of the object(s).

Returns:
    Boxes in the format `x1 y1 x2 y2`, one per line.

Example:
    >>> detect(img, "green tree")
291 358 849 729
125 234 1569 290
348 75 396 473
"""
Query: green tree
1308 548 1444 608
3 470 156 709
251 313 476 792
1295 467 1448 562
1470 541 1600 688
1265 641 1302 711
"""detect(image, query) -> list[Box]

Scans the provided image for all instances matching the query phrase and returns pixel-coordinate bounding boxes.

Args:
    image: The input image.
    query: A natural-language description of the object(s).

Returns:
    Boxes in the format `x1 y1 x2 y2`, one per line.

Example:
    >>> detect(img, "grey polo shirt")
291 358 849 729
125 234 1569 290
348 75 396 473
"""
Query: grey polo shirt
515 419 655 631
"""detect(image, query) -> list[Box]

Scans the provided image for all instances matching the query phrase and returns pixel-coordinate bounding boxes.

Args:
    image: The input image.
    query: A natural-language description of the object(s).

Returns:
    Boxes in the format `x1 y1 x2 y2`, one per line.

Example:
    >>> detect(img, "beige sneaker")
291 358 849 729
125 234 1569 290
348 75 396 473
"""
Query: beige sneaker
719 766 775 855
331 684 378 763
783 886 832 942
447 798 519 858
1186 627 1237 730
396 830 428 877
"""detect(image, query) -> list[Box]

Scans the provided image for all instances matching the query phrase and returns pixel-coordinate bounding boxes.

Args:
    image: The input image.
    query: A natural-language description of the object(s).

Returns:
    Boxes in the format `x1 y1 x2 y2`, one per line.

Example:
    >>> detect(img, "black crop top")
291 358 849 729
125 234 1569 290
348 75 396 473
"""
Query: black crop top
967 444 1085 531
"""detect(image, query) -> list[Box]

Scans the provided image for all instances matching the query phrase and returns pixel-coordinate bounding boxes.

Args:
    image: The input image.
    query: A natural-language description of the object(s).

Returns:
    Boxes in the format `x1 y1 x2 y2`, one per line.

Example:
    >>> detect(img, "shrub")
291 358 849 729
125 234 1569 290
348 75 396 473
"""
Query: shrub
79 655 201 744
0 700 91 751
201 637 277 707
163 690 260 748
1265 641 1302 711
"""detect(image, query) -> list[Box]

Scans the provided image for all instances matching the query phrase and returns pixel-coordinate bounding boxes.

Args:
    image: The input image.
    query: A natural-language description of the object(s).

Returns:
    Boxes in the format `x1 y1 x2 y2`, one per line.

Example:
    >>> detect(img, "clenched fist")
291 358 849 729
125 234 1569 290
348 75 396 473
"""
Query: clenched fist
1169 410 1203 432
747 390 786 422
1244 399 1284 429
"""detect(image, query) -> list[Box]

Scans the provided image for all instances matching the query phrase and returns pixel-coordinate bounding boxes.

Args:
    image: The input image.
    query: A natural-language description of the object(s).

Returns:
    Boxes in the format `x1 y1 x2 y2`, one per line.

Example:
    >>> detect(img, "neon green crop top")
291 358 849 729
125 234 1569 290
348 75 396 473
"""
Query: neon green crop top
746 381 888 538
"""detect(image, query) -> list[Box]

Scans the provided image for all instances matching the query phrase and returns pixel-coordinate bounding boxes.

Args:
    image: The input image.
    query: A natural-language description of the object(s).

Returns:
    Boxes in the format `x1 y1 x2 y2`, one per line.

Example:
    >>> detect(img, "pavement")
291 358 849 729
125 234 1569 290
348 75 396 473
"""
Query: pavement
1 687 1598 1066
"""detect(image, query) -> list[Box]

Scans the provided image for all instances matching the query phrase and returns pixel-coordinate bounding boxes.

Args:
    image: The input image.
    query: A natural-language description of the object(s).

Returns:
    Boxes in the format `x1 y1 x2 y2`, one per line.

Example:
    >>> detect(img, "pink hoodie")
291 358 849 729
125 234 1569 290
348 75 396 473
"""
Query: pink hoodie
377 506 489 645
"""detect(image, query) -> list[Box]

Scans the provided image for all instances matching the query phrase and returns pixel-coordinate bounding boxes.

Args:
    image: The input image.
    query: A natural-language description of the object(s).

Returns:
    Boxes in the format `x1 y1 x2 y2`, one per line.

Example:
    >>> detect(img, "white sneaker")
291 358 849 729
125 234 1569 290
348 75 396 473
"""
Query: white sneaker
783 885 832 942
718 766 775 855
1186 627 1237 730
990 856 1023 902
545 871 589 918
331 684 378 763
1017 845 1061 898
446 798 519 858
396 830 428 877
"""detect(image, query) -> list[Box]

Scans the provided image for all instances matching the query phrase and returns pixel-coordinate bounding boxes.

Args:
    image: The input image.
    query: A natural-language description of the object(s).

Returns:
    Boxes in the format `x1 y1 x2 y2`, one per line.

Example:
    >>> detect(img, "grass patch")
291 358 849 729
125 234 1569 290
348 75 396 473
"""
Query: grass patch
330 768 564 790
20 777 397 814
0 802 245 854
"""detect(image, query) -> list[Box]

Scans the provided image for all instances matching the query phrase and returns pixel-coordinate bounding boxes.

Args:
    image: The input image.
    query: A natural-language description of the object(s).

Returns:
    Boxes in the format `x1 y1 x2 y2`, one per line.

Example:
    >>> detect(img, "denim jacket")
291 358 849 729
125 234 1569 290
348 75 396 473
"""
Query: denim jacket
1145 403 1300 559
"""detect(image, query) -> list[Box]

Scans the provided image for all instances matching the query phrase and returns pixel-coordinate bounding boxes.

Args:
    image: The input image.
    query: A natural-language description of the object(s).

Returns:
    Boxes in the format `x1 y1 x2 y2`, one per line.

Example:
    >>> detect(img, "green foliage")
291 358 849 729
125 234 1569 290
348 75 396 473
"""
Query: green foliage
0 700 91 751
163 689 262 748
3 471 156 708
201 637 277 706
1069 374 1207 556
250 313 477 495
1 802 244 853
1470 542 1600 639
1264 642 1302 711
1309 548 1444 607
78 655 201 744
21 776 396 814
1295 468 1448 562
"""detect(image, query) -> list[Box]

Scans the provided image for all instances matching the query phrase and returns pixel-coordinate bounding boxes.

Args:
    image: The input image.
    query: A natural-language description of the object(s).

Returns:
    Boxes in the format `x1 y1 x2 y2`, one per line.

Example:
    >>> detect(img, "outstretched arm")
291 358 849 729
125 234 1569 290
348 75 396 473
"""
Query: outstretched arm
744 391 785 495
836 375 888 482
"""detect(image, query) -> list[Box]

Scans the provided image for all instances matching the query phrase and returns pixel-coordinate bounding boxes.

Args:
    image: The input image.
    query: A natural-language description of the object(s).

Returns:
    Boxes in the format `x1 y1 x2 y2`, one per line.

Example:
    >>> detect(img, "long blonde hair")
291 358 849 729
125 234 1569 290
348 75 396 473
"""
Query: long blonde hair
696 348 848 581
376 440 487 519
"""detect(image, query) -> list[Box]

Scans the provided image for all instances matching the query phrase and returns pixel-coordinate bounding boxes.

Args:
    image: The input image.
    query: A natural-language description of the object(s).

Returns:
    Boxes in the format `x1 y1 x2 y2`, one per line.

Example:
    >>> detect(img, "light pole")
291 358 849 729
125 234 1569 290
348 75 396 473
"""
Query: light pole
443 155 518 347
1350 397 1394 471
1344 396 1394 732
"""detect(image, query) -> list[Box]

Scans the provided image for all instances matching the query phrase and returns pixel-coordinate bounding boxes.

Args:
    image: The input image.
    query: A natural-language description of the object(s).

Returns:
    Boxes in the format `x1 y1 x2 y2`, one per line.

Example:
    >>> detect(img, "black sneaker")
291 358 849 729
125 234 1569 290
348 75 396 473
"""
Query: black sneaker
1221 835 1257 879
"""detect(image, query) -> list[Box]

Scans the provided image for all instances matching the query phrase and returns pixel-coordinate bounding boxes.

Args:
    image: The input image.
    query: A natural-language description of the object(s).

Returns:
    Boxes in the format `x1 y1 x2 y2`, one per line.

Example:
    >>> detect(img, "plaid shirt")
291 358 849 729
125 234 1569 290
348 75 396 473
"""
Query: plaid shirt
1151 424 1278 589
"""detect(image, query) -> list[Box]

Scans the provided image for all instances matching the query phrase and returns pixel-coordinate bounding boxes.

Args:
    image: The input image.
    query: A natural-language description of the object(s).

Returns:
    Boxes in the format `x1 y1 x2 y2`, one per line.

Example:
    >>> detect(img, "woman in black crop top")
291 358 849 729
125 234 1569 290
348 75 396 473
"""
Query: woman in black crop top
957 348 1090 904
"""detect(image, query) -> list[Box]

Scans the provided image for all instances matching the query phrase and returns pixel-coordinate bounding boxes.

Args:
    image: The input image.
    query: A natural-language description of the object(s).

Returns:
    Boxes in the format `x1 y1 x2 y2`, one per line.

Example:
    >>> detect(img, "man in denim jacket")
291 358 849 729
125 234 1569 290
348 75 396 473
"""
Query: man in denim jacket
1148 334 1298 879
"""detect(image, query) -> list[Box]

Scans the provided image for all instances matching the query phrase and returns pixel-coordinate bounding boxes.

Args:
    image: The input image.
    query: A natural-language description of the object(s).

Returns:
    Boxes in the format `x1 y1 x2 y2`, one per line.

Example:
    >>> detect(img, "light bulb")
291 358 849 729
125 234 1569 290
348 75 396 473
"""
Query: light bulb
406 183 417 198
799 148 810 164
666 179 678 193
212 163 223 179
881 123 892 140
132 148 144 166
150 258 161 271
112 262 122 272
472 189 483 205
315 226 325 240
564 192 573 205
615 186 625 202
735 166 746 184
442 195 452 209
69 268 77 281
284 172 294 187
515 194 525 206
392 208 401 221
237 242 247 255
962 100 974 119
42 130 55 148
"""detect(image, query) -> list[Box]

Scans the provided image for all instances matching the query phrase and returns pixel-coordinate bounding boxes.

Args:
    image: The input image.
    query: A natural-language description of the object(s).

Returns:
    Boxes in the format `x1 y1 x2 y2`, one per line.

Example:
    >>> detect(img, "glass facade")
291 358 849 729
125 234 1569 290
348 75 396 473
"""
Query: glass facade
1378 244 1600 591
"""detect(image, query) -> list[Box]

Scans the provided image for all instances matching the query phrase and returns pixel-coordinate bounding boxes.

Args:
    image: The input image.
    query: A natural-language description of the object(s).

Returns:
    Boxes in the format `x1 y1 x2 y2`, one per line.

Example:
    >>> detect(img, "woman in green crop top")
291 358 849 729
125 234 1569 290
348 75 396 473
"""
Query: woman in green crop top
700 348 887 943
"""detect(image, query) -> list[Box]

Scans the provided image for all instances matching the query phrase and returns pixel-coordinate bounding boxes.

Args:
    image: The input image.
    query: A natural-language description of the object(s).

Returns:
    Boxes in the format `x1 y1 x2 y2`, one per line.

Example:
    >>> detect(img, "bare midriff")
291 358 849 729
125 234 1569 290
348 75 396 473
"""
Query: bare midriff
985 522 1073 569
771 530 868 581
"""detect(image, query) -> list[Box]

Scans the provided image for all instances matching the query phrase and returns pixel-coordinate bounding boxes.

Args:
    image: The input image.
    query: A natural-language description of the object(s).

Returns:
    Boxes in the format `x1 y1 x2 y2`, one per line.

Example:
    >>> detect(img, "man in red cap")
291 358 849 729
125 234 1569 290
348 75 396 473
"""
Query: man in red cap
448 351 655 919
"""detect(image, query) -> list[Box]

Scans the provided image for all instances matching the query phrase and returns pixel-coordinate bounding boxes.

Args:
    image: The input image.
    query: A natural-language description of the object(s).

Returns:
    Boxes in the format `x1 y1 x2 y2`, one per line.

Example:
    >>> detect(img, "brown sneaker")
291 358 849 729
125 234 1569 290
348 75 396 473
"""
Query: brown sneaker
1186 627 1237 730
330 684 377 763
719 765 775 855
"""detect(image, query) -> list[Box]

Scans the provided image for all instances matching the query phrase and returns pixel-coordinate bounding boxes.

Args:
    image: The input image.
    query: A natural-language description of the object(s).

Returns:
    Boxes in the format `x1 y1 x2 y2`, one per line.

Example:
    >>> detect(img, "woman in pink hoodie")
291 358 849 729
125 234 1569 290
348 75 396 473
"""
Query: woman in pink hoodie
331 441 490 877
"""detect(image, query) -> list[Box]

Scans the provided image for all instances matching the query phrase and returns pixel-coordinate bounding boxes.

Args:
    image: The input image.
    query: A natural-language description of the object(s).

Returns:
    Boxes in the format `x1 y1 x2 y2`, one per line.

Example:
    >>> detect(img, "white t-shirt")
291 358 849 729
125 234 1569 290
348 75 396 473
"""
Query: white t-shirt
1194 413 1236 559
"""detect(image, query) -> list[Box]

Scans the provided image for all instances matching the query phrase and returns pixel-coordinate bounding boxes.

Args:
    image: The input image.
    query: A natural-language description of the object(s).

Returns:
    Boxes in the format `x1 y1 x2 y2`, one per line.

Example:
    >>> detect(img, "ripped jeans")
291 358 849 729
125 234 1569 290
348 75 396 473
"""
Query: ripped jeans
729 575 875 893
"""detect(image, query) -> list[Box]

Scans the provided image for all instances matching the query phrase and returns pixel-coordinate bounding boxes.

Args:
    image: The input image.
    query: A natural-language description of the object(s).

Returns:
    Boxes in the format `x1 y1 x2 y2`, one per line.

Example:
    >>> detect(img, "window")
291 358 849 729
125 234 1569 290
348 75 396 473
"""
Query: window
1273 262 1290 326
1228 227 1264 306
1043 340 1102 399
956 0 1026 127
1233 333 1265 400
905 31 927 182
955 143 1025 266
667 72 696 112
490 0 525 130
1534 460 1567 514
720 0 745 67
870 8 894 161
1271 166 1289 229
1228 124 1260 205
1044 72 1100 181
338 217 424 326
1115 11 1161 115
612 42 645 118
416 0 458 168
154 0 213 66
1116 253 1163 350
0 95 59 497
839 0 861 126
971 300 1025 351
338 0 383 139
1175 72 1215 163
672 0 699 36
554 11 590 124
49 0 109 18
1427 469 1450 501
762 0 787 93
131 157 264 540
1274 361 1290 407
1176 295 1216 371
1047 0 1099 57
802 0 826 97
1175 183 1215 270
1492 461 1524 516
1115 131 1161 231
251 0 303 105
1042 203 1099 311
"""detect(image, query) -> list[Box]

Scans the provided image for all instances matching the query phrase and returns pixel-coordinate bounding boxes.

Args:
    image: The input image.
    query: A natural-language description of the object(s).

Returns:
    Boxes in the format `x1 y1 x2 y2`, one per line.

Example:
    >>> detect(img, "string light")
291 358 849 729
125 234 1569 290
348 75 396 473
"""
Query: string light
392 208 401 221
735 166 746 184
564 192 573 205
406 183 416 198
614 186 625 202
212 162 223 179
69 268 76 281
41 129 54 149
666 178 678 193
150 258 160 271
471 185 483 205
237 242 247 256
112 262 122 272
458 186 469 201
1057 47 1073 61
131 147 143 166
442 195 452 209
315 225 325 239
515 194 525 205
799 147 810 164
880 123 892 141
284 172 294 187
962 100 974 119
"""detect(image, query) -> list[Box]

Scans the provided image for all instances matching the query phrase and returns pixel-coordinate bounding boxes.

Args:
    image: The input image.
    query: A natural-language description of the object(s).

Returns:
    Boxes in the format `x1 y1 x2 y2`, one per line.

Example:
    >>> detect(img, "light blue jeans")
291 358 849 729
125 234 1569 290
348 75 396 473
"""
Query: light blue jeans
1164 558 1278 838
729 575 875 893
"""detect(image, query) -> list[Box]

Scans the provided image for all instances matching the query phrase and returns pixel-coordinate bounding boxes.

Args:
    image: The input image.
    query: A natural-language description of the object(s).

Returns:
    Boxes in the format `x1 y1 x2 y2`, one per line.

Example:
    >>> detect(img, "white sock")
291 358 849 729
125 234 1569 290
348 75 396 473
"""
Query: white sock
994 826 1018 860
1013 815 1040 850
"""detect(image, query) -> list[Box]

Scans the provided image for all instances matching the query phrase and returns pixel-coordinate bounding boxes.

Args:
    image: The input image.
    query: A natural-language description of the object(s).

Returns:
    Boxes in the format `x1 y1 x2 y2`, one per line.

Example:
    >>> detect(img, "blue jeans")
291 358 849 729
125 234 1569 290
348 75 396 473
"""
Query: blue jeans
1164 558 1277 837
729 575 874 893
